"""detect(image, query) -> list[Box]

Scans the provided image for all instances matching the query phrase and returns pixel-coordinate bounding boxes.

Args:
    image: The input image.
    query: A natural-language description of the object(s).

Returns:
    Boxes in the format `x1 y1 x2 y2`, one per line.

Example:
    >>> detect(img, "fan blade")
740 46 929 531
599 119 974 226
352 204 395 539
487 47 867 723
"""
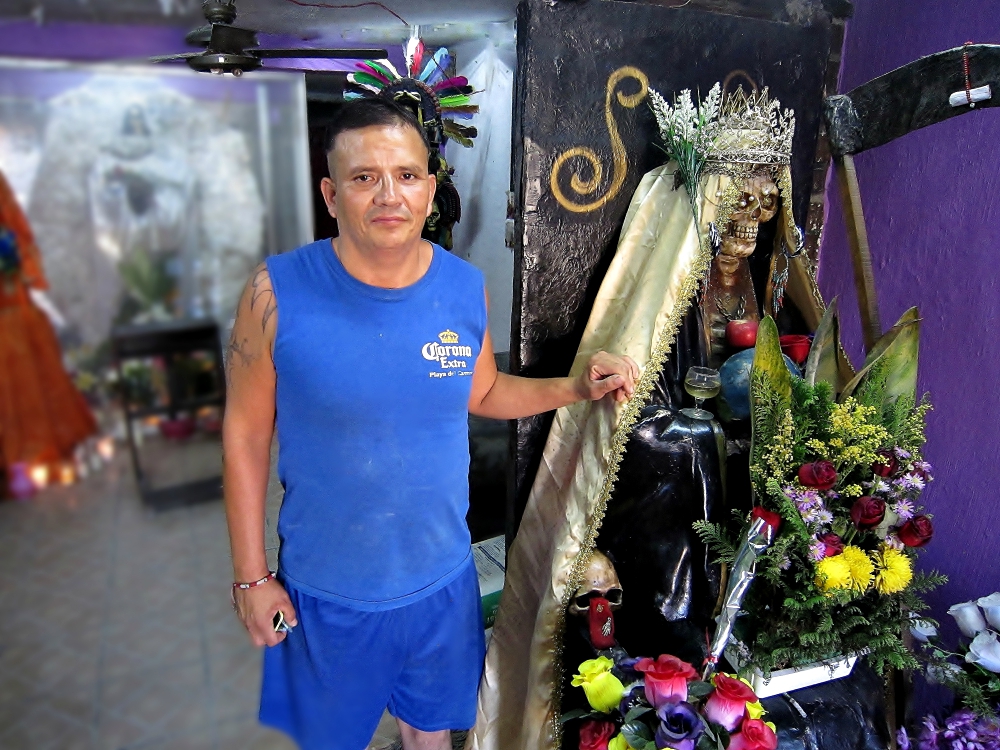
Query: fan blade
255 48 388 59
209 24 259 54
149 52 203 62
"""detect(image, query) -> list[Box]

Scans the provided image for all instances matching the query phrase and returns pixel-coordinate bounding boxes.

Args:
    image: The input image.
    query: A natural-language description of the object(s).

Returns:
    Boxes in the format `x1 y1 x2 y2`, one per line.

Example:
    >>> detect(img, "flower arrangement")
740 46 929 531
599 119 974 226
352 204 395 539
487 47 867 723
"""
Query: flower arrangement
564 653 778 750
695 310 945 676
898 709 1000 750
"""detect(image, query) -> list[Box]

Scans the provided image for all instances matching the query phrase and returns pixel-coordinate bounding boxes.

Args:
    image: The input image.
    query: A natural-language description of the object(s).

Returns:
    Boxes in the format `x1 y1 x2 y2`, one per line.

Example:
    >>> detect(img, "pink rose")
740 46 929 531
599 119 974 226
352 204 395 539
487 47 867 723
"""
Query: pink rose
635 654 698 707
729 719 778 750
703 674 759 731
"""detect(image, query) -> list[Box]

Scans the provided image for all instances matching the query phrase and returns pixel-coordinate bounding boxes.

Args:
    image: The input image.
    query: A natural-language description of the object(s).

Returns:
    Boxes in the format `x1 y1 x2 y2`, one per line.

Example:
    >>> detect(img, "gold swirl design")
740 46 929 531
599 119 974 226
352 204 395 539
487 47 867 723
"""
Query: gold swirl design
549 66 649 213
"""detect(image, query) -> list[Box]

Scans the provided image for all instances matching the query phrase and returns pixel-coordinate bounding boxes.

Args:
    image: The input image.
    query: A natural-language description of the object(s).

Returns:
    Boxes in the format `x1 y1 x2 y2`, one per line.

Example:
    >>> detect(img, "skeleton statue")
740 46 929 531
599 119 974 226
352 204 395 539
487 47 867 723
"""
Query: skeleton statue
567 550 623 650
702 174 780 366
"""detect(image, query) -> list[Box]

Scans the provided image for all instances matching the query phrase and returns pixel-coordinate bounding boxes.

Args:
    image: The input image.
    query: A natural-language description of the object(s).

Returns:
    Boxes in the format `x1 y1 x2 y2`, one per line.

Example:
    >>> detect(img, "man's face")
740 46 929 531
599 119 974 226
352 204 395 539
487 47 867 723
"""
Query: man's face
321 124 435 252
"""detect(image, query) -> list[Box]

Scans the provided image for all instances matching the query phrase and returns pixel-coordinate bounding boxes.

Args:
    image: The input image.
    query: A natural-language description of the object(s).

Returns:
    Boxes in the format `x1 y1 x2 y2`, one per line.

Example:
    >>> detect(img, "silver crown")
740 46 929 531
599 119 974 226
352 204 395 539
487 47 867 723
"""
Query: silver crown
706 87 795 166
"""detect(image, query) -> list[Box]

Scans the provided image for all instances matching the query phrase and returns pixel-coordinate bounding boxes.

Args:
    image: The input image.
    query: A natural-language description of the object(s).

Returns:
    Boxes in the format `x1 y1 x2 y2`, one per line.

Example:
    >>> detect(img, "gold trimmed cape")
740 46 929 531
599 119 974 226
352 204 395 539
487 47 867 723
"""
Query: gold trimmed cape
467 163 822 750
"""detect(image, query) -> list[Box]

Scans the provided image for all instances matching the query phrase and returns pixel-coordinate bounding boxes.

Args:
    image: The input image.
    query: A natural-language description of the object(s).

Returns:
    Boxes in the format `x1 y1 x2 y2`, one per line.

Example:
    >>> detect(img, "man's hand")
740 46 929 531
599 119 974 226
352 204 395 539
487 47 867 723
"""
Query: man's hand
233 580 298 647
575 351 640 404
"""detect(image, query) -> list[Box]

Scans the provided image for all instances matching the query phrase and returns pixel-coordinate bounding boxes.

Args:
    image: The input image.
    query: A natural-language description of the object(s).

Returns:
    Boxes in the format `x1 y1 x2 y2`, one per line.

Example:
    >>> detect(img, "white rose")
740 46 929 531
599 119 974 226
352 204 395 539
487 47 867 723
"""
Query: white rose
966 630 1000 673
909 619 938 643
976 592 1000 630
948 601 988 639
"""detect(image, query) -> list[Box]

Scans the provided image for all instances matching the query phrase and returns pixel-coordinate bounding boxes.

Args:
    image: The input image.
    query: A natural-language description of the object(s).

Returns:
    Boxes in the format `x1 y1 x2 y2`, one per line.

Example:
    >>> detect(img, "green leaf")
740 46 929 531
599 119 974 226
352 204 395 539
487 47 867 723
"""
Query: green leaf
622 720 654 747
804 298 844 392
697 733 717 750
687 680 715 698
840 307 920 413
559 708 593 724
750 316 793 494
624 705 654 722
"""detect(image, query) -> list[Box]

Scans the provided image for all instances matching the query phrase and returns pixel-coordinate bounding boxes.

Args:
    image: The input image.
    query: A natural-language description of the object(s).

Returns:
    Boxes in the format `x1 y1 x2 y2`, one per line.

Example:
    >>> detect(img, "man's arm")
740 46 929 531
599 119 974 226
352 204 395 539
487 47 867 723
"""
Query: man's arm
222 263 296 646
468 326 639 420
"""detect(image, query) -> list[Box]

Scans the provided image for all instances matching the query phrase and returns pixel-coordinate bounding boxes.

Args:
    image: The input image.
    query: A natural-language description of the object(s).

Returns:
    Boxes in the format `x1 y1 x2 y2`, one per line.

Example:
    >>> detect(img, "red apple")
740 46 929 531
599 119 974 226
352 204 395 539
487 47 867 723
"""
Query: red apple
726 319 759 349
779 334 811 365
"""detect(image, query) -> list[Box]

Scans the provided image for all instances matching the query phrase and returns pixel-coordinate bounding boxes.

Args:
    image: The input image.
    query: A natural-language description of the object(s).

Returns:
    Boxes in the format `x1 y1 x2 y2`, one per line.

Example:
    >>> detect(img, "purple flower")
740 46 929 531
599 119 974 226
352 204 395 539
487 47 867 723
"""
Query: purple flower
899 728 912 750
892 499 916 521
815 509 834 526
895 447 912 460
809 537 826 562
913 461 934 481
618 683 647 716
654 701 705 750
919 716 942 750
899 473 927 492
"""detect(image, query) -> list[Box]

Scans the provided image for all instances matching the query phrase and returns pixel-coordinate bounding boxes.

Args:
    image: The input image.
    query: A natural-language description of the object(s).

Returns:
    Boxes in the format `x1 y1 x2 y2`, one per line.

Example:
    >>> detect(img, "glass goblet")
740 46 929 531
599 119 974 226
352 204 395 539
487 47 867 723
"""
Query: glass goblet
681 366 721 420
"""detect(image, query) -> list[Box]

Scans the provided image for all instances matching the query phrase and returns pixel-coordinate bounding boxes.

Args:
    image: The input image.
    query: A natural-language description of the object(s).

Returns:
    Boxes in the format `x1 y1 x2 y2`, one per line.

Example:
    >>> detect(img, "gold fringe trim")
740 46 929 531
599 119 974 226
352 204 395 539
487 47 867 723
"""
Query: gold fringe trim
548 199 715 745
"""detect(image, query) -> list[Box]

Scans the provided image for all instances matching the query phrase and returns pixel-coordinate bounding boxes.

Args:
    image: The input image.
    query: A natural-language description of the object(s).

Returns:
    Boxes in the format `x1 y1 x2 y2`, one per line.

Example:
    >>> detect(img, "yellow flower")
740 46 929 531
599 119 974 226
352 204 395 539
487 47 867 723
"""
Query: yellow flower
766 722 777 733
816 554 852 593
746 700 766 720
609 735 634 750
571 656 625 713
840 545 874 592
873 545 913 594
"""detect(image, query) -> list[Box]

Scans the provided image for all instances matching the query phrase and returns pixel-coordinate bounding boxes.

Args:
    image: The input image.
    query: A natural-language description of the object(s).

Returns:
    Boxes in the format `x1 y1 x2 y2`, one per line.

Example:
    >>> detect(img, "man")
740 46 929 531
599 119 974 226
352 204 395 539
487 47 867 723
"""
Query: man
223 99 638 750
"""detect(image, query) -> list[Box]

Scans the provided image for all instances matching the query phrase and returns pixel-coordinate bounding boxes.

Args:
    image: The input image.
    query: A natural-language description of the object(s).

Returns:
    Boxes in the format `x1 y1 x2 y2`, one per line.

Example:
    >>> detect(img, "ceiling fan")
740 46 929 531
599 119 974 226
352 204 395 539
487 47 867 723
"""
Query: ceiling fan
150 0 387 76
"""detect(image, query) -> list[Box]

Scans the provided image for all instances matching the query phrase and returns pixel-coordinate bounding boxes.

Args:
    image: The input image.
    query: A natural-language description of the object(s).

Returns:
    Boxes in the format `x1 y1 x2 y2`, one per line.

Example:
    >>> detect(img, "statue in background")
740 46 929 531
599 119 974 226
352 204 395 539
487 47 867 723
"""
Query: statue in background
467 85 824 750
0 167 96 473
27 77 264 347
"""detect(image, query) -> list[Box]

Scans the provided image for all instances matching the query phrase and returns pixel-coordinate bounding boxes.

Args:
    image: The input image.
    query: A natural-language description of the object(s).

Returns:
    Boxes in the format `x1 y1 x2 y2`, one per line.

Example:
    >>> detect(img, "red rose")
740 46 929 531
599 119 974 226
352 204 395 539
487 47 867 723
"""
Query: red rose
751 506 782 534
729 718 779 750
579 719 616 750
850 496 886 530
798 461 837 490
872 450 899 478
818 532 844 557
779 334 811 365
704 674 759 731
897 515 934 547
635 654 698 707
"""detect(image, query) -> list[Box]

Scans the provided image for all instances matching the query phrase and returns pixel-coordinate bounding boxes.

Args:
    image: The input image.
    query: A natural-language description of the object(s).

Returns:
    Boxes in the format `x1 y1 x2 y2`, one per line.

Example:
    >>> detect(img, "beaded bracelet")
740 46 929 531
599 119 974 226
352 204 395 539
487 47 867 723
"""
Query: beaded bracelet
233 572 275 590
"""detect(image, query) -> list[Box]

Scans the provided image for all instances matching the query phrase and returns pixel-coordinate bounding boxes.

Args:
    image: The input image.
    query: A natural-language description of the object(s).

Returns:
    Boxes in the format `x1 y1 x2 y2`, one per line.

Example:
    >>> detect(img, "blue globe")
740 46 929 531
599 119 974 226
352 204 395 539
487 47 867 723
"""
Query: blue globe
717 348 802 421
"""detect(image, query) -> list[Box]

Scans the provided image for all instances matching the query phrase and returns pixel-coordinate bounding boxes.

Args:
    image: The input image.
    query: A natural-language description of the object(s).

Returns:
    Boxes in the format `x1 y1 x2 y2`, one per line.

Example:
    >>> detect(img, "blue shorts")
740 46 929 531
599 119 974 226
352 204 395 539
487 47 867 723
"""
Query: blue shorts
259 556 485 750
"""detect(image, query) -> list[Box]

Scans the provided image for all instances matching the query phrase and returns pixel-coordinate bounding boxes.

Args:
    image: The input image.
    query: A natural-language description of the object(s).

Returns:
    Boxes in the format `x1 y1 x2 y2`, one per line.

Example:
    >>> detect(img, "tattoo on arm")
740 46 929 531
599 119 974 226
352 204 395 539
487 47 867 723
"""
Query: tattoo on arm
224 333 260 388
250 266 277 334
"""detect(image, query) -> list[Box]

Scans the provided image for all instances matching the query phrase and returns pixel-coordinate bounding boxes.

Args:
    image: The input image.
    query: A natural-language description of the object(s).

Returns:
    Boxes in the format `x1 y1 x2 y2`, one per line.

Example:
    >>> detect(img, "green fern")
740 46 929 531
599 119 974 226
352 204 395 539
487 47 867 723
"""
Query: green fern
692 521 737 565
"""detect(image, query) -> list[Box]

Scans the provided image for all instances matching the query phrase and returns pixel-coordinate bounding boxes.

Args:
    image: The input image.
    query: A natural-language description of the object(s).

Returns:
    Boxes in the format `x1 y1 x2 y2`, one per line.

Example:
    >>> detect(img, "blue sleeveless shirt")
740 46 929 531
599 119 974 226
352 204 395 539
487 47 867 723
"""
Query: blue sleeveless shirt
266 240 486 609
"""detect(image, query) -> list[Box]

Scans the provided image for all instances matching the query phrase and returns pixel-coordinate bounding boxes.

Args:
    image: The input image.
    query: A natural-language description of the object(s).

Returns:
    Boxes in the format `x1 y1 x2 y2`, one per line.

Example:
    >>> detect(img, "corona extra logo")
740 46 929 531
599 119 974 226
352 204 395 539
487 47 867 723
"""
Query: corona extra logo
422 329 472 365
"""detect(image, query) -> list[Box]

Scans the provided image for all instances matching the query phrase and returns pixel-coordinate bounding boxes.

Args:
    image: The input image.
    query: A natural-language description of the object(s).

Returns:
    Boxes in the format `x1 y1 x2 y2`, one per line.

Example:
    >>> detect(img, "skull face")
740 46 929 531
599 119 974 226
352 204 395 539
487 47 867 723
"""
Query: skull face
718 174 779 275
568 550 623 616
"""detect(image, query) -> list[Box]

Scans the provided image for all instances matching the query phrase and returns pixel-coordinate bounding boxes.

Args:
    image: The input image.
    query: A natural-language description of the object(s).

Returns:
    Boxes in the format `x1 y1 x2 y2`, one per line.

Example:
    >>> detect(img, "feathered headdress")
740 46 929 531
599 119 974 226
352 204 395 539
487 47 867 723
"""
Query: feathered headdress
345 34 479 149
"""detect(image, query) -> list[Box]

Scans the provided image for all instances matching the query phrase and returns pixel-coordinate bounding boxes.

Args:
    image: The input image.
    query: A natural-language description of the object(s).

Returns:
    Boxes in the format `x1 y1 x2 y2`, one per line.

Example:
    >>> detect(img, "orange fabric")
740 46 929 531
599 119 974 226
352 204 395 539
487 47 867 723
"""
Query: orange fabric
0 170 97 466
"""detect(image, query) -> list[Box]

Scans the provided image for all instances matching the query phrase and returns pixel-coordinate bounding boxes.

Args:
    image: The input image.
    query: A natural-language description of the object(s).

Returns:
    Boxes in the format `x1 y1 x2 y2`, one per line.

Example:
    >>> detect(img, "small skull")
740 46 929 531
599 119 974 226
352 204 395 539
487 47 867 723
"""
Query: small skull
718 174 779 275
568 550 623 617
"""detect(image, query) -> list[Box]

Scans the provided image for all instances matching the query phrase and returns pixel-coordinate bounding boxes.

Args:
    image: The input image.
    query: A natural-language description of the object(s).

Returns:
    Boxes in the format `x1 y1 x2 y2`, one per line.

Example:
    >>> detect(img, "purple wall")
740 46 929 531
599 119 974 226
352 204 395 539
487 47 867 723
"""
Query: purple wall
819 4 1000 642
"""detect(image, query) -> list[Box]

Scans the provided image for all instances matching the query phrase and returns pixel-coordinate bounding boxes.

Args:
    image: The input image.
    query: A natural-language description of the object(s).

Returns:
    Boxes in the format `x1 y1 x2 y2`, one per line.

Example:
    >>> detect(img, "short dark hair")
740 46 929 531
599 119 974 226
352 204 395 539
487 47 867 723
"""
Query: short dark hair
324 98 431 155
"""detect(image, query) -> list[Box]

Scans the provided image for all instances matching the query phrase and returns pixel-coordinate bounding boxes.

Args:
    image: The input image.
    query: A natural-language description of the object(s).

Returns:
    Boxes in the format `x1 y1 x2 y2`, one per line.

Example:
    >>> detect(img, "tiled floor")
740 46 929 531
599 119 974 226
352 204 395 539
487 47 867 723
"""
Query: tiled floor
0 450 298 750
